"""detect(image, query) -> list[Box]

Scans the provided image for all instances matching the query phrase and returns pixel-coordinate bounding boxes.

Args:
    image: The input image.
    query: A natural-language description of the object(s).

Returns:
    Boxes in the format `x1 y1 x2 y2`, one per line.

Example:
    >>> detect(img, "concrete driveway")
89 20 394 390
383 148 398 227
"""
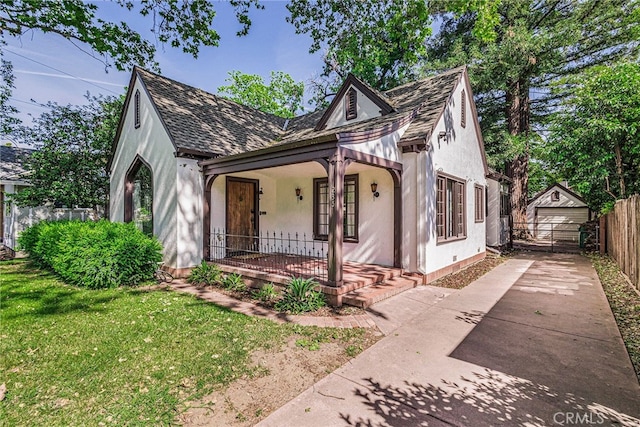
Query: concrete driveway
257 253 640 426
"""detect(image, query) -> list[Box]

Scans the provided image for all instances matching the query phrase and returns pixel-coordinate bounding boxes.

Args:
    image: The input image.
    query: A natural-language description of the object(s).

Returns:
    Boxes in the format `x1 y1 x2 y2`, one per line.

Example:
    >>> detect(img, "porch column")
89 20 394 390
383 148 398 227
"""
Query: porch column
390 169 403 268
327 152 345 287
202 175 217 261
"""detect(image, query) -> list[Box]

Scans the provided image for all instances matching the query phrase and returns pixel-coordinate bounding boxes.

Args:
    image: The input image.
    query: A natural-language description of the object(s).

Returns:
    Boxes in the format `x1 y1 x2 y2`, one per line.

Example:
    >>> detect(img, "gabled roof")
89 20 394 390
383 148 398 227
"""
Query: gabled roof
528 182 588 206
314 73 395 131
134 68 286 158
0 145 34 181
112 65 480 168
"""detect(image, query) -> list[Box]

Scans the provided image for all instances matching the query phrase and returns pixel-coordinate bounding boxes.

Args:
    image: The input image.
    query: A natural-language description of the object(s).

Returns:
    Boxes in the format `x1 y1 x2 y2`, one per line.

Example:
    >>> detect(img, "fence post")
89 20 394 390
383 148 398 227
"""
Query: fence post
599 216 606 255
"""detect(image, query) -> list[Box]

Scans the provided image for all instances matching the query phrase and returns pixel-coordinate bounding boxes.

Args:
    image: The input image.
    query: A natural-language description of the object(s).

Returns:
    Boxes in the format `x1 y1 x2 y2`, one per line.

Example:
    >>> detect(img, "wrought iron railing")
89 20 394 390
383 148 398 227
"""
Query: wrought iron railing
208 228 328 282
511 222 599 253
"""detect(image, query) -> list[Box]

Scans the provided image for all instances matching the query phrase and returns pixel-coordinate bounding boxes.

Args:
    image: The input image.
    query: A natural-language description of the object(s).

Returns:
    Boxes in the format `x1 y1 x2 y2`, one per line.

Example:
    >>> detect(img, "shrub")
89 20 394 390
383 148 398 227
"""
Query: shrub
275 277 326 314
253 283 278 302
18 220 162 288
187 261 222 286
221 273 246 292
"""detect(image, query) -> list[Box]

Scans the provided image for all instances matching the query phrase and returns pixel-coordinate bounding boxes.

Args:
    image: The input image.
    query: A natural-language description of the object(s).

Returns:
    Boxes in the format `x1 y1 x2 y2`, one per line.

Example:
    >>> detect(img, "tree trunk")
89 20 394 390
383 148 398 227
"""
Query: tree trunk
505 79 531 237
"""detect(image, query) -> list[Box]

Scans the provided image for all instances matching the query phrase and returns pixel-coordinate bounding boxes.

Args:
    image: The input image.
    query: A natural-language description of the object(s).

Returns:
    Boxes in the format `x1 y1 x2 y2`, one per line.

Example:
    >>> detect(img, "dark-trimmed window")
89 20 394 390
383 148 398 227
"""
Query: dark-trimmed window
314 174 358 241
461 89 466 128
345 88 357 120
551 190 560 201
474 184 484 222
125 157 153 236
134 89 141 128
436 174 466 241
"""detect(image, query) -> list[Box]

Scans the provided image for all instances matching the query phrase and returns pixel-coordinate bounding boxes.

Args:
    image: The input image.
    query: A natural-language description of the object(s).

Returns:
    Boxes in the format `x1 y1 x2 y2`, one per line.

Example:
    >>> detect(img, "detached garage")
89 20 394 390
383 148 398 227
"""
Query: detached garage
527 183 592 242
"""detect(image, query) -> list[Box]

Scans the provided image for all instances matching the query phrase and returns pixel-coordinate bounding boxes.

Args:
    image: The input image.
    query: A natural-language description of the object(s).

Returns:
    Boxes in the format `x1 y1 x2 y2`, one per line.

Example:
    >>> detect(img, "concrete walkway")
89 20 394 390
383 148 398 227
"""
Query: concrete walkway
257 253 640 427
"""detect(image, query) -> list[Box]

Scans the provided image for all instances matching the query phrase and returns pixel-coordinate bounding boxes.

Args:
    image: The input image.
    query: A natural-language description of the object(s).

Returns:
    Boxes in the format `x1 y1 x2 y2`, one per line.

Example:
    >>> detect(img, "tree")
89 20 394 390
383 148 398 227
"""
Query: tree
286 0 500 107
10 94 123 213
0 46 19 134
548 62 640 213
217 70 304 118
0 0 263 72
425 0 640 227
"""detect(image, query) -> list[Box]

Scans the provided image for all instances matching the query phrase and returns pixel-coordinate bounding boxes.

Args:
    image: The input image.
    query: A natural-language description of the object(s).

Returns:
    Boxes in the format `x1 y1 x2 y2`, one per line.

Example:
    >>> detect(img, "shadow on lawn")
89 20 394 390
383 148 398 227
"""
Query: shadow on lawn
1 262 122 318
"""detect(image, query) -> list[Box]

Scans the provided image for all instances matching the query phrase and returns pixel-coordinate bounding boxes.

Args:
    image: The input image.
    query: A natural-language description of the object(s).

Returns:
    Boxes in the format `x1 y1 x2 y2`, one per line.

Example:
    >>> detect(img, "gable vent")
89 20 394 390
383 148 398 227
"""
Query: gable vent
345 87 357 120
134 89 141 129
461 89 466 128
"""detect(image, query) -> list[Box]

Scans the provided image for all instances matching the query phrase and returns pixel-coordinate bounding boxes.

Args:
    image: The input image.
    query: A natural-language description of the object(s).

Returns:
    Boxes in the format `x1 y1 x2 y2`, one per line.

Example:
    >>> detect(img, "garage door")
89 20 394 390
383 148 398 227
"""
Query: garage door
536 207 589 241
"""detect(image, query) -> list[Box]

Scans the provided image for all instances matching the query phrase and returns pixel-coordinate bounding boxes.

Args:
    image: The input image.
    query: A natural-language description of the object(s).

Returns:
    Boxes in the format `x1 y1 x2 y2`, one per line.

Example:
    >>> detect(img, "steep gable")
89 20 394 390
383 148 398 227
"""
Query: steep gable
314 74 394 131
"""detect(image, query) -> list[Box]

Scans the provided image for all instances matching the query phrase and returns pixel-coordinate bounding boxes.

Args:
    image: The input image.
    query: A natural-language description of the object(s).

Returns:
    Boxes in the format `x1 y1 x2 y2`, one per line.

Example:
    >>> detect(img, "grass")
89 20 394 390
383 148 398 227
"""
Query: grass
0 260 371 426
589 254 640 382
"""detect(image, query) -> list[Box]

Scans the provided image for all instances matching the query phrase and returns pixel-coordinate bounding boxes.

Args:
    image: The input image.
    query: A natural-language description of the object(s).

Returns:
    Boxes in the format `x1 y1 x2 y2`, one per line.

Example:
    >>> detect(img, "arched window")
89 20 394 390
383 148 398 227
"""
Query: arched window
125 157 153 236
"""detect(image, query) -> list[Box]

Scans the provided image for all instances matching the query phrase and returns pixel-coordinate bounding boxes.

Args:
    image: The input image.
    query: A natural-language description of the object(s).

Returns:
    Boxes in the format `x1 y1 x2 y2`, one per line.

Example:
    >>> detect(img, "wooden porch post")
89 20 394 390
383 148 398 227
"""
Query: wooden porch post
328 152 344 287
390 169 403 268
203 175 216 261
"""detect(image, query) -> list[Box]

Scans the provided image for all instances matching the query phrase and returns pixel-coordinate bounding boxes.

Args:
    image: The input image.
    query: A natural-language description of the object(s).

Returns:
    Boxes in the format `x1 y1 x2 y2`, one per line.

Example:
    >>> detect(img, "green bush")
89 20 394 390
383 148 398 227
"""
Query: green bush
187 261 222 286
221 273 246 292
275 277 326 314
18 220 162 288
253 283 278 302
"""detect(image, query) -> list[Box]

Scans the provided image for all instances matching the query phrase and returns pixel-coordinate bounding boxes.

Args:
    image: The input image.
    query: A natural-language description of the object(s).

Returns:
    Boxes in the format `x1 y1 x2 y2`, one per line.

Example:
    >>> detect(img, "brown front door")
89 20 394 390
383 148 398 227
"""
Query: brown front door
226 177 258 253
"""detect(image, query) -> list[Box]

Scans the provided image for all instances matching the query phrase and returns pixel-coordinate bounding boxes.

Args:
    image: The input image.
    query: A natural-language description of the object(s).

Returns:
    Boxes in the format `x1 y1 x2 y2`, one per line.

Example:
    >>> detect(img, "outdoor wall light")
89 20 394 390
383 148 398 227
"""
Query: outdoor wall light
371 182 379 198
259 187 264 199
295 187 303 201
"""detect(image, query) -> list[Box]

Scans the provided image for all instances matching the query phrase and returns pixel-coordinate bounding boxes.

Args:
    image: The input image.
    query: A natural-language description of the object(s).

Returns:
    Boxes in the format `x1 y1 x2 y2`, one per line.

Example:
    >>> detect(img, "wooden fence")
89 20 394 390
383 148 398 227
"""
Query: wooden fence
601 195 640 291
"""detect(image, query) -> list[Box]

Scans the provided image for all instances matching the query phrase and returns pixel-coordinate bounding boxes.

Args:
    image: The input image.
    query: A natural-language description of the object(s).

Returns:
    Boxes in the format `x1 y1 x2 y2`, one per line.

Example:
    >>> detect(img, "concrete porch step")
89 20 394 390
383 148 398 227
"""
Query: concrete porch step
342 275 421 308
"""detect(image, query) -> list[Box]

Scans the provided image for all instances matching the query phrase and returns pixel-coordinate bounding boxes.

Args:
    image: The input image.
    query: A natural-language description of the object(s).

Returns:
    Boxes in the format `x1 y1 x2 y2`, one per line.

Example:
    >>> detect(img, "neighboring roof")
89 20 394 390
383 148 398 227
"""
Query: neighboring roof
0 145 34 181
528 182 588 206
116 65 473 163
487 167 512 182
135 67 287 158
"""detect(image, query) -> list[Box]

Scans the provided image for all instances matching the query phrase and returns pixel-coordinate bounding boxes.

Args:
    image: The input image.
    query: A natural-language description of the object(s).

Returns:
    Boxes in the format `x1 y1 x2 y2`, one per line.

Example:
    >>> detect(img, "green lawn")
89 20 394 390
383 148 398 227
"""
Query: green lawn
0 260 368 425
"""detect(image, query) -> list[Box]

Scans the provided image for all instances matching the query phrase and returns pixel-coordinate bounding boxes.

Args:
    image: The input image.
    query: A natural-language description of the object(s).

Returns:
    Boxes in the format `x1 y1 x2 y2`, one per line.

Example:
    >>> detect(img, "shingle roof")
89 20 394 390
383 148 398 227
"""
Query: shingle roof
136 68 286 157
135 66 466 157
0 145 34 181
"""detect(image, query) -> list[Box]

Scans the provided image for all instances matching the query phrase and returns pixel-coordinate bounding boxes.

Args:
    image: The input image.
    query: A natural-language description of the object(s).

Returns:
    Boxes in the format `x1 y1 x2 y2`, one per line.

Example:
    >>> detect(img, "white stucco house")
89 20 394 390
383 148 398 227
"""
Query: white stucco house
527 182 592 241
109 66 490 304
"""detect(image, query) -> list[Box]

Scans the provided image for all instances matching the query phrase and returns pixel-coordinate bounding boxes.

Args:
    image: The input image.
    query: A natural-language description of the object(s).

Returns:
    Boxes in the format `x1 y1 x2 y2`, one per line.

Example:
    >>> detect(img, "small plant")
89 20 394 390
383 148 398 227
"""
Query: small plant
295 338 321 351
275 276 325 314
187 261 222 286
222 273 246 292
253 283 278 302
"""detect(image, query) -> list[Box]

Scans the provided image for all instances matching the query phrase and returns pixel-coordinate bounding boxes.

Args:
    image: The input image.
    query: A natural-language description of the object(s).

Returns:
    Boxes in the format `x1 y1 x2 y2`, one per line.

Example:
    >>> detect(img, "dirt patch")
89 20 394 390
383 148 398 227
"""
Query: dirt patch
429 253 509 290
176 331 380 426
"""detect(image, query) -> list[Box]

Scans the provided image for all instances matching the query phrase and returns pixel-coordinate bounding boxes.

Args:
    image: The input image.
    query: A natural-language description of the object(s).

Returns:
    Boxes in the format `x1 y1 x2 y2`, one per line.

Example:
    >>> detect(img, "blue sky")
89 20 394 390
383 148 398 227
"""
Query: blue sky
4 1 324 128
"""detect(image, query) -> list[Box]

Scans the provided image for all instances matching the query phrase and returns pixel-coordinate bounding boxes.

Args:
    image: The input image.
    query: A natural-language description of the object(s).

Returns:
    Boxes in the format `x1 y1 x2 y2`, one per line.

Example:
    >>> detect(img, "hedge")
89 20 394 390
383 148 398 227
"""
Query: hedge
18 220 163 289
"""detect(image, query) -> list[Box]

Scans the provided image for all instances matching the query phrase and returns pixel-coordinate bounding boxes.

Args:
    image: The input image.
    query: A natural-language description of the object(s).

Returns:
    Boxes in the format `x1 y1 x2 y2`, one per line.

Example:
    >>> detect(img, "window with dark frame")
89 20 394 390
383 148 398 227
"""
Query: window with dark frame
461 89 466 128
314 175 358 241
345 88 357 120
436 174 466 241
134 89 141 129
551 190 560 201
474 184 484 222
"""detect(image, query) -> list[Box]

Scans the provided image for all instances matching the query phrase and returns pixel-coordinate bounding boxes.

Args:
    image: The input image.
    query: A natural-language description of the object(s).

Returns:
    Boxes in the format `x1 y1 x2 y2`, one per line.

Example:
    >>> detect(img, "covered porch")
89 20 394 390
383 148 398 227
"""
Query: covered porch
200 140 404 291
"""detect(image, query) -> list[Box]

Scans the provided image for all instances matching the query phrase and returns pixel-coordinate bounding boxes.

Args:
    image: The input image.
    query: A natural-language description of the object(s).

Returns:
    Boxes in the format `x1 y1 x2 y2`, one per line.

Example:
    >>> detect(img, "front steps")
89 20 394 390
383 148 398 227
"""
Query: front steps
342 274 422 308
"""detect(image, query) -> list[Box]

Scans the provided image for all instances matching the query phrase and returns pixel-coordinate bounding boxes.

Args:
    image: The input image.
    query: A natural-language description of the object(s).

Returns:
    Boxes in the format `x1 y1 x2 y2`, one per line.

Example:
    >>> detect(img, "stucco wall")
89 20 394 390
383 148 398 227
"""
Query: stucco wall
325 85 383 130
208 161 395 267
176 158 204 268
418 77 487 274
109 77 179 267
